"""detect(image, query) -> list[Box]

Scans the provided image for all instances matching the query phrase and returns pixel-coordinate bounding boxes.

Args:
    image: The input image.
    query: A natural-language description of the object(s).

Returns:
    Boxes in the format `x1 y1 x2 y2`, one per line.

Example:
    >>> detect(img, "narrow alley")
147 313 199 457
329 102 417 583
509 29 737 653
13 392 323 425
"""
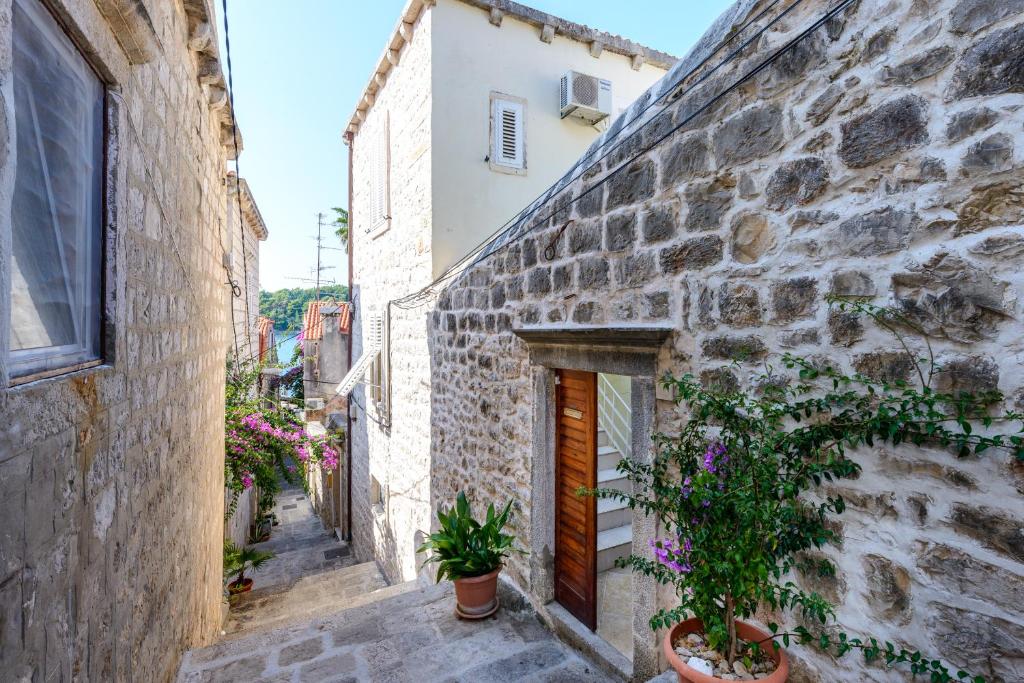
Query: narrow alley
177 487 616 683
3 0 1024 681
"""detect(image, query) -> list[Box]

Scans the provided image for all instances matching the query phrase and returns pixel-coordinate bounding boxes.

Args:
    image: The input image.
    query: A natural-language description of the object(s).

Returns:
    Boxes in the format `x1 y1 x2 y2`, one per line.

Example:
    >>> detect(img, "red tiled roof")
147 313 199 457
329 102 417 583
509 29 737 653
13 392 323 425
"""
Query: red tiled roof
302 301 352 341
257 316 275 361
338 302 352 335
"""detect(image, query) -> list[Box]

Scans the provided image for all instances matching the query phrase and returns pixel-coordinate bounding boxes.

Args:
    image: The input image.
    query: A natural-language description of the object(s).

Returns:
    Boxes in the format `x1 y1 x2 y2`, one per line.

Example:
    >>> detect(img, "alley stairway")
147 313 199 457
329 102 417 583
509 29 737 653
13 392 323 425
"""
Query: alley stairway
179 484 615 682
217 484 391 638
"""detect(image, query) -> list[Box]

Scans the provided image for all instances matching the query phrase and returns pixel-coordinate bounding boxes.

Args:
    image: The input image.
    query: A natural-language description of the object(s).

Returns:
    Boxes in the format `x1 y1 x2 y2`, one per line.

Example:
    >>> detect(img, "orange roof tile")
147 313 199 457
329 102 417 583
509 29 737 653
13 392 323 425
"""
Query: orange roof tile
302 301 352 341
257 316 275 361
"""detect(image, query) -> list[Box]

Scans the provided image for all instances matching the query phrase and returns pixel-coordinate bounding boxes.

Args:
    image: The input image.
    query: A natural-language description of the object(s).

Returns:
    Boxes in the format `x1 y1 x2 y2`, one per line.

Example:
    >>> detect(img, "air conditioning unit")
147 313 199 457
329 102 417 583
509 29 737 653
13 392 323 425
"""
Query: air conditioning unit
559 71 612 124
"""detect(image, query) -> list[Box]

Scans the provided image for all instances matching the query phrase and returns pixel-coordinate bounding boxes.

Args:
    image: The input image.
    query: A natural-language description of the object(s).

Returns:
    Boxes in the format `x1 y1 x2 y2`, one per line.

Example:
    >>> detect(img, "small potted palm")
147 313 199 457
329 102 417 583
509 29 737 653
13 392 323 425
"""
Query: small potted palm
223 541 275 595
417 492 518 619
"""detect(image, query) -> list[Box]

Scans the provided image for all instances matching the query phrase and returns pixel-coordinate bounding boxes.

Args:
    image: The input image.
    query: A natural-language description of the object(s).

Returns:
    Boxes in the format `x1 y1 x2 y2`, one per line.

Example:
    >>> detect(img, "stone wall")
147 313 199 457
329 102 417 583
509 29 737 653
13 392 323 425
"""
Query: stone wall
227 177 264 363
347 2 435 583
225 487 257 549
428 0 1024 679
0 0 236 680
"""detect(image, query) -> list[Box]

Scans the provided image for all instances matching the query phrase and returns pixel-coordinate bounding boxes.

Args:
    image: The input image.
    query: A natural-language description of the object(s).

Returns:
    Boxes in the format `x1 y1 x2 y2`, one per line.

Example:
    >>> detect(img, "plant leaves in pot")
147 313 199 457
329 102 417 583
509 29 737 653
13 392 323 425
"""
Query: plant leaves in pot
223 540 274 596
417 491 520 618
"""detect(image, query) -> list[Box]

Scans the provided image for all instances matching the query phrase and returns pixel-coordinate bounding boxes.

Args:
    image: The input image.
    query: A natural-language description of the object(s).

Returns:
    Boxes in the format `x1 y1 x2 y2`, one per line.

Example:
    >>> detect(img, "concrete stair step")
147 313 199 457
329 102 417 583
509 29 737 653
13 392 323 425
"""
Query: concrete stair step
597 497 631 531
597 467 630 493
597 525 632 573
598 445 621 470
224 560 389 639
597 427 610 448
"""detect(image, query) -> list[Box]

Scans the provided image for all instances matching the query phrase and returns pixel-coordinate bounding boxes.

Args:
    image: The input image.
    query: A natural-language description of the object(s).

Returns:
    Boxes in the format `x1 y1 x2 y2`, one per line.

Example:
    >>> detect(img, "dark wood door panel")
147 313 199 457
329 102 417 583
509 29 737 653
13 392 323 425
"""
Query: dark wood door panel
554 368 597 631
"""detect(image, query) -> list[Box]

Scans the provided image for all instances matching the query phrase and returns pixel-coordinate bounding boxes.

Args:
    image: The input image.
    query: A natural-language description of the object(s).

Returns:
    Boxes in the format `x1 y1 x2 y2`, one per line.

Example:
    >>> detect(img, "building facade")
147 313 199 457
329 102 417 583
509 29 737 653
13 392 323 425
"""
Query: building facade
227 174 269 363
425 0 1024 680
344 0 676 585
0 0 241 679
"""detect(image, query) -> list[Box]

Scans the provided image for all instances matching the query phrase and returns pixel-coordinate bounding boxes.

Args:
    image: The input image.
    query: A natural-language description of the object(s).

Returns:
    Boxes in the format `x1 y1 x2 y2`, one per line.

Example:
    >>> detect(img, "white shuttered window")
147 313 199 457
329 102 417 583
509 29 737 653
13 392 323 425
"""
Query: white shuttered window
490 95 525 172
9 0 105 380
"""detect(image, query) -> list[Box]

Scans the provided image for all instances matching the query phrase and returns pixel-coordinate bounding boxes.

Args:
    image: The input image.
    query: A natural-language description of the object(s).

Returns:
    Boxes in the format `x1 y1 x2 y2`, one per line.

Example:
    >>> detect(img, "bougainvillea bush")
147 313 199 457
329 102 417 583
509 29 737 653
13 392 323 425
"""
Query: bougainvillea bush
224 362 340 517
587 300 1021 683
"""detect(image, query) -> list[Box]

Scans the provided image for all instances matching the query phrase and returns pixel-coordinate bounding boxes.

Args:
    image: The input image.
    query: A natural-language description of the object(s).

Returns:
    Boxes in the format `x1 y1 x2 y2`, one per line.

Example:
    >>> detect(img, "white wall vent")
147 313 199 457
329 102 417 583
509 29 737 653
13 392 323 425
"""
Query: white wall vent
491 96 525 171
559 71 612 124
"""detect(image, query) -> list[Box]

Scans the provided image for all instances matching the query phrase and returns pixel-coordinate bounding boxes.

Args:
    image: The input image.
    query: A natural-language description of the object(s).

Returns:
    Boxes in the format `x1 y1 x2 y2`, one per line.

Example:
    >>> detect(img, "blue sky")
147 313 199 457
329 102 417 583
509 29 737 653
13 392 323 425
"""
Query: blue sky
216 1 734 292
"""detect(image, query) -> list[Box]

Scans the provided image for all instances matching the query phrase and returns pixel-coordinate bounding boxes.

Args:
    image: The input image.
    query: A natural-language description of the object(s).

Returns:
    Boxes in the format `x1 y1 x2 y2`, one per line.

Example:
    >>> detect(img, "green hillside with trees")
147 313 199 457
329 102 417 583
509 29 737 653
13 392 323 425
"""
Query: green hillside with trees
259 285 348 332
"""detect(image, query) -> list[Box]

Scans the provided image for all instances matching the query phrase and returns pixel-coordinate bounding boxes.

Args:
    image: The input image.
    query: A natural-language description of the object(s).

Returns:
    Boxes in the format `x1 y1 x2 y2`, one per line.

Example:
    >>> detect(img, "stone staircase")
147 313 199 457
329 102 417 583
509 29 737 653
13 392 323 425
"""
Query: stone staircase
222 556 391 638
596 427 632 573
178 571 615 683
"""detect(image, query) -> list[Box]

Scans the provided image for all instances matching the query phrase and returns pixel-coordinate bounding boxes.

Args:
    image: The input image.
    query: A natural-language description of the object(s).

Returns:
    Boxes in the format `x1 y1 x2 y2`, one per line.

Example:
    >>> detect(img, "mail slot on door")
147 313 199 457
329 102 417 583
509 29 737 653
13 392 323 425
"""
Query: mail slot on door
563 407 583 420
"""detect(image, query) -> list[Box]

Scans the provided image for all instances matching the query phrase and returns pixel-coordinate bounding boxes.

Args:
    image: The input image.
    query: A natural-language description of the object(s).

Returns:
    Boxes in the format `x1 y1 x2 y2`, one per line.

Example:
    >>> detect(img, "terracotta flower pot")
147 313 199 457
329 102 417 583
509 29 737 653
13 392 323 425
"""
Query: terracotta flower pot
453 567 500 617
663 618 789 683
227 578 253 595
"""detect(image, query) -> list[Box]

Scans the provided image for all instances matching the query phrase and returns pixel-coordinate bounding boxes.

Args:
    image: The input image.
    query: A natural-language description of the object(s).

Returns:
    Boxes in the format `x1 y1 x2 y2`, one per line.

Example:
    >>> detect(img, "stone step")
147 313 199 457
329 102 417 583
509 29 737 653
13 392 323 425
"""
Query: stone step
597 497 631 532
597 427 610 448
597 445 621 470
224 560 389 638
597 525 632 573
597 467 630 494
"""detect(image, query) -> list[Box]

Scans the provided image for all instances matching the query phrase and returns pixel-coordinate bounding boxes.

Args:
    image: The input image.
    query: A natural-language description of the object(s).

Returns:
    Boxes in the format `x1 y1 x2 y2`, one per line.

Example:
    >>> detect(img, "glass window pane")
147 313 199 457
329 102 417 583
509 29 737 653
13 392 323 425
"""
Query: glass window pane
9 0 104 376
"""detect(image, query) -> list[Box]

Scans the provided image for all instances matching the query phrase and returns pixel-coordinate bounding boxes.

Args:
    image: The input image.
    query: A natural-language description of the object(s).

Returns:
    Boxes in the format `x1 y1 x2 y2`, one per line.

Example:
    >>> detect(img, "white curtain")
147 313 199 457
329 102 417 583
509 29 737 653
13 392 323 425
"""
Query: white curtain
9 0 104 375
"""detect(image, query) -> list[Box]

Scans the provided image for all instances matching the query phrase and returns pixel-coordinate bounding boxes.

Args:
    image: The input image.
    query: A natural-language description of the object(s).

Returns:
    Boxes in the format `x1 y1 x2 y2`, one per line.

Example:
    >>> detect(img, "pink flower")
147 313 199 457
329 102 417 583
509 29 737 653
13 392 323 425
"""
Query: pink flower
241 472 254 489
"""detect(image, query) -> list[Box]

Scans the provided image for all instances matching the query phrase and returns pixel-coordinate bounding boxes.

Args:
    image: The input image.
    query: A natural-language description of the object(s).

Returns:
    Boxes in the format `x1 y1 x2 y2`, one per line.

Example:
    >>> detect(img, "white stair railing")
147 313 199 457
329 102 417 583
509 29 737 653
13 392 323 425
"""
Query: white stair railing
597 374 631 461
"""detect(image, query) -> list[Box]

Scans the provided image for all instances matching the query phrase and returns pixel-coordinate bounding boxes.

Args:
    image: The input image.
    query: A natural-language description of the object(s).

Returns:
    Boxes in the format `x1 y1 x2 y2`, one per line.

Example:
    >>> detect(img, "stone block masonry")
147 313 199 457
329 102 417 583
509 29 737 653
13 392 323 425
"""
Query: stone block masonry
0 0 238 680
427 0 1024 679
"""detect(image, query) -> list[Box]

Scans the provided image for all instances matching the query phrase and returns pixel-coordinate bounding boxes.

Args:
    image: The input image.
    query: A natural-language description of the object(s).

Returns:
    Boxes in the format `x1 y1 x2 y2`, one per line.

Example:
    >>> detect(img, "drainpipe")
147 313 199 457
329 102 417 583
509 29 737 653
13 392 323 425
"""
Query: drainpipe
344 130 354 542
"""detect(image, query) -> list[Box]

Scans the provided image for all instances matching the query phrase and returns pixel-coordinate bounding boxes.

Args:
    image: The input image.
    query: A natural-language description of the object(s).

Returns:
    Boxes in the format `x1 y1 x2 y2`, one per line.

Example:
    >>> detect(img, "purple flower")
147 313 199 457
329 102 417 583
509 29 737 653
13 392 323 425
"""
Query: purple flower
241 472 254 489
651 536 693 574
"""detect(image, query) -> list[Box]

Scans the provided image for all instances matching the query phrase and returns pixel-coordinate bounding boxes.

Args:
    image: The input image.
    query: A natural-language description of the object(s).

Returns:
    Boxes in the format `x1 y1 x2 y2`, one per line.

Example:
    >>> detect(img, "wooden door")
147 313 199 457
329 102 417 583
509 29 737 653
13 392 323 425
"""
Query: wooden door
555 369 597 630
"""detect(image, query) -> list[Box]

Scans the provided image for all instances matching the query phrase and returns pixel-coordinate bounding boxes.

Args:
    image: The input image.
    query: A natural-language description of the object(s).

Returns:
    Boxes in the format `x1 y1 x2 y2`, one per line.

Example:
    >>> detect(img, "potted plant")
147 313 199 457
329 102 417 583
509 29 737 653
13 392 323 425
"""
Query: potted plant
417 491 519 619
223 540 275 595
587 300 1015 682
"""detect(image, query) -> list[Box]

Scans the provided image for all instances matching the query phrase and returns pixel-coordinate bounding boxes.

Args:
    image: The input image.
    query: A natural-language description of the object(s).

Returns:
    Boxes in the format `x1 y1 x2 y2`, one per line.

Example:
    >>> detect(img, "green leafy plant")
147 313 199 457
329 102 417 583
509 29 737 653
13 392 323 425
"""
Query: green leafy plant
331 206 349 248
259 284 348 334
223 540 274 588
585 299 1019 683
417 492 520 581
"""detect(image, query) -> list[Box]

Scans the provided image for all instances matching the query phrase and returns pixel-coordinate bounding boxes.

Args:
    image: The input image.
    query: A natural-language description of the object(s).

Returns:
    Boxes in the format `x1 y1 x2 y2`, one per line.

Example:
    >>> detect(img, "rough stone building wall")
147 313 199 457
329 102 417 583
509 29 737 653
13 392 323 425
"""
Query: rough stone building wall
428 0 1024 679
348 5 435 583
0 0 236 680
227 185 262 362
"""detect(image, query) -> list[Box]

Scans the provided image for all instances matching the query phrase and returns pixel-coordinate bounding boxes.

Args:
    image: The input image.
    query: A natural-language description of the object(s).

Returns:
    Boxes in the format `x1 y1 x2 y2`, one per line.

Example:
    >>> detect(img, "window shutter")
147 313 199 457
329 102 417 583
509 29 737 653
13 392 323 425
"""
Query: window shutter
370 120 389 230
492 98 524 169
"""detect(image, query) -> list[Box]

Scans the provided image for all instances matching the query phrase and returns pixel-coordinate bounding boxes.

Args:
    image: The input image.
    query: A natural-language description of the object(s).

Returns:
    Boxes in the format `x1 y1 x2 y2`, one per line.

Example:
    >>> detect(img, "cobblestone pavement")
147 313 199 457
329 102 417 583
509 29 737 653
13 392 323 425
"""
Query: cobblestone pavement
179 580 617 682
179 486 616 682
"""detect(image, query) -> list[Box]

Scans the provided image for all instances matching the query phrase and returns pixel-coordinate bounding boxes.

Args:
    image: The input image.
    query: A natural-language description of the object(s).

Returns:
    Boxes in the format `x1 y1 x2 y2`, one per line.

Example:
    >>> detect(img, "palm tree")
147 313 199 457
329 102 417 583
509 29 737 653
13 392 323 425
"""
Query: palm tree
223 540 274 592
331 207 349 250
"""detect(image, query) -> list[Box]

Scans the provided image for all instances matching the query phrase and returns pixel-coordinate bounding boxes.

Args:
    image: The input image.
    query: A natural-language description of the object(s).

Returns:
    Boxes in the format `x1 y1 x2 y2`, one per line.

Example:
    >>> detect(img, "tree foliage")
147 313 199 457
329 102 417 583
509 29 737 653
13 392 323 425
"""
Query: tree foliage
584 299 1018 682
331 207 349 247
259 284 348 332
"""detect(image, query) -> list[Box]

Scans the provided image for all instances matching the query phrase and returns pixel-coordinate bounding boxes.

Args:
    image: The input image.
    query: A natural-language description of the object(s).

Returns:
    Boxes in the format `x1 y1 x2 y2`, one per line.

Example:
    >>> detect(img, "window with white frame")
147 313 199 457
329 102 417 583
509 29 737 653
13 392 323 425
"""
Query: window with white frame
490 93 525 174
8 0 105 381
368 116 390 235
